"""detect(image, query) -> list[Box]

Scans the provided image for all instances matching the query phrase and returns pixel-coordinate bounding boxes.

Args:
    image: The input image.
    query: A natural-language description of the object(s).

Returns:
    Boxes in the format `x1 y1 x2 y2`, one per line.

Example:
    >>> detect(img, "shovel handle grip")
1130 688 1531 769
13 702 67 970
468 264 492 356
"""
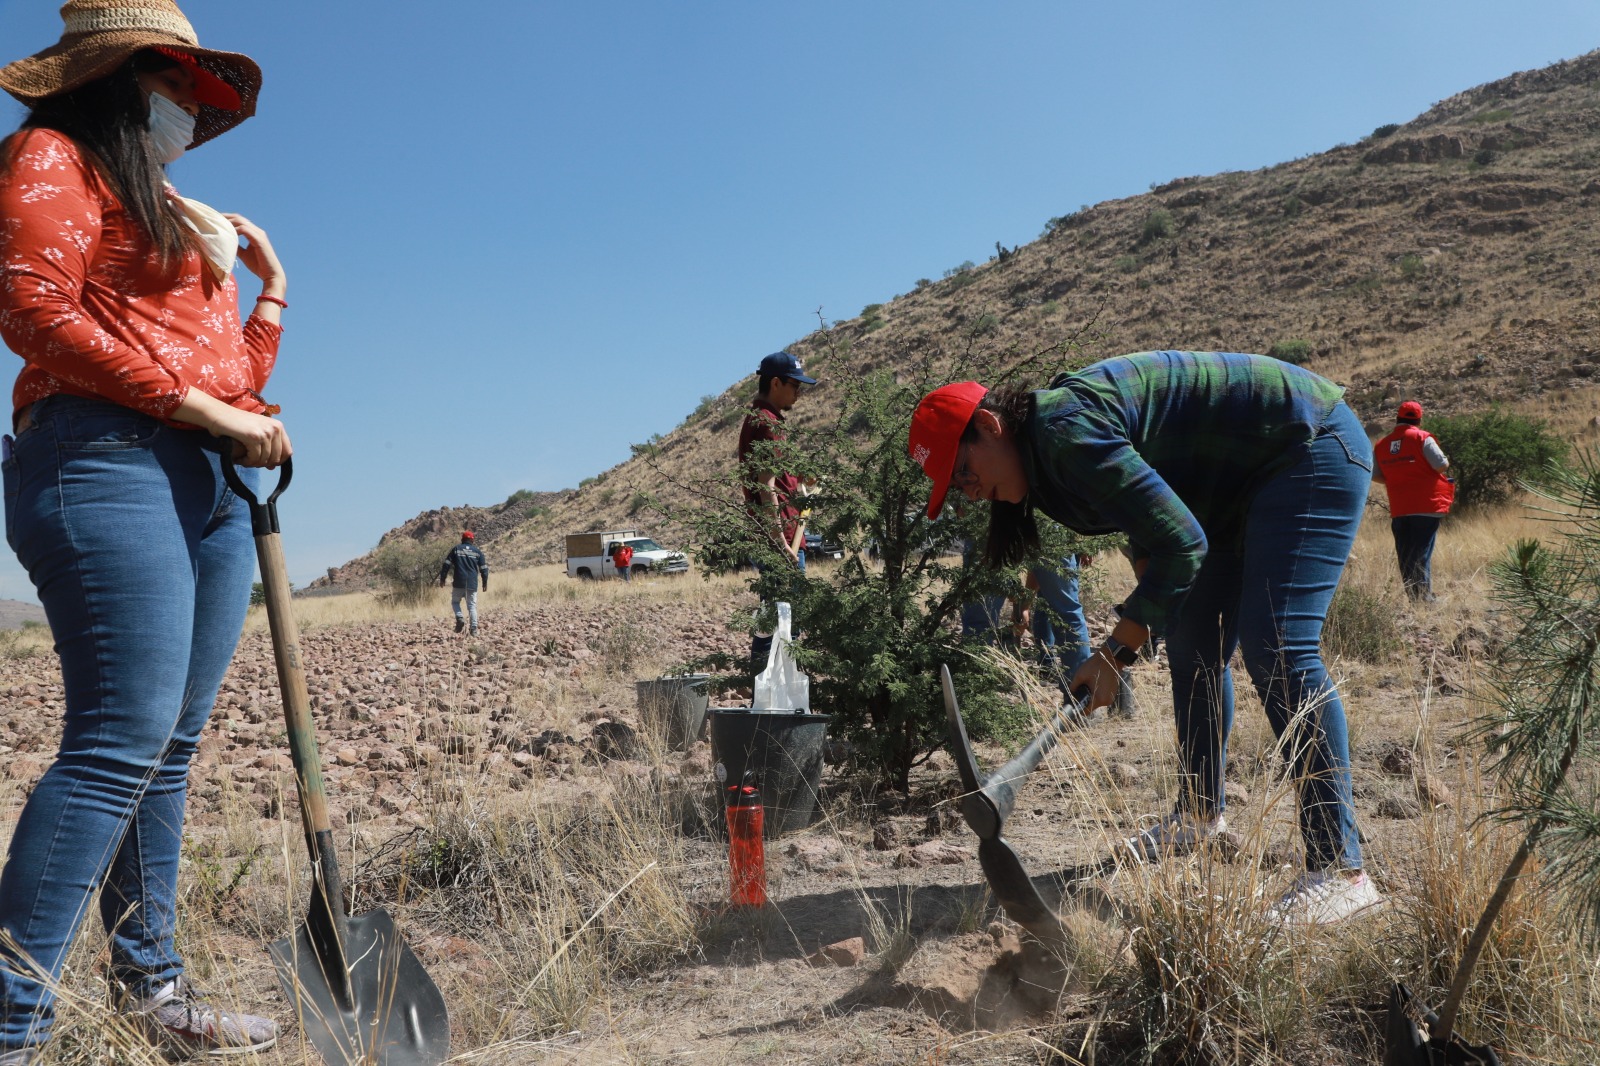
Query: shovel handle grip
220 449 293 537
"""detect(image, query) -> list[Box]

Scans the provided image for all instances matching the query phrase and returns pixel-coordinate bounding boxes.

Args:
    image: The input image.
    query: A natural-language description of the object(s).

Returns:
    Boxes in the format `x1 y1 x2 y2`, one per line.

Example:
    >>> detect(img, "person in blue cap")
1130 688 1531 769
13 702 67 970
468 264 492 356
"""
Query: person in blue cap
737 350 817 673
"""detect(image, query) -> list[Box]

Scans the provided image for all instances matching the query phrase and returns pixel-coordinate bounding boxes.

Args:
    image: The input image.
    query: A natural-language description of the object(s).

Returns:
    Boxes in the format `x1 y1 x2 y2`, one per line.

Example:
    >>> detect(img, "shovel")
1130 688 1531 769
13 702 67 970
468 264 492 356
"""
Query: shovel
222 453 450 1066
1383 983 1502 1066
942 664 1091 951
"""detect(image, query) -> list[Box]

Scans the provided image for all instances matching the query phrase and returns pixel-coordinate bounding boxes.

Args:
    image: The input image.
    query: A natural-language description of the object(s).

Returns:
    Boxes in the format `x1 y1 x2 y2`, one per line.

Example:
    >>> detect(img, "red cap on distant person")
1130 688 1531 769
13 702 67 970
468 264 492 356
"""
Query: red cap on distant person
462 530 475 539
909 381 988 519
1397 400 1423 422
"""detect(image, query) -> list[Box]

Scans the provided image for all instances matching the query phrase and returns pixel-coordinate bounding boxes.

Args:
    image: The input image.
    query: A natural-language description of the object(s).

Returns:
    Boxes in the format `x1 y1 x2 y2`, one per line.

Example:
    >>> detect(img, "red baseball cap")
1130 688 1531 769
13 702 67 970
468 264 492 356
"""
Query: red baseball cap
1397 400 1423 422
152 46 242 110
462 530 475 539
909 381 988 519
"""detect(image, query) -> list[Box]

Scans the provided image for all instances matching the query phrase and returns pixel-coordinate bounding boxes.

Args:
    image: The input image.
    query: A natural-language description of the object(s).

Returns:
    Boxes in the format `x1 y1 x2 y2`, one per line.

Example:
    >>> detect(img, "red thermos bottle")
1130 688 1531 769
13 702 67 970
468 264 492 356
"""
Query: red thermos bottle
726 775 767 906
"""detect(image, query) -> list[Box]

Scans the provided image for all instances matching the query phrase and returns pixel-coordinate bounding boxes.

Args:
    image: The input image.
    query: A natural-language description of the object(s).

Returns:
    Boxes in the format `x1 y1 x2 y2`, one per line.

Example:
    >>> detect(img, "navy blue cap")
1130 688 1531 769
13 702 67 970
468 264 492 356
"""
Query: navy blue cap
758 351 817 385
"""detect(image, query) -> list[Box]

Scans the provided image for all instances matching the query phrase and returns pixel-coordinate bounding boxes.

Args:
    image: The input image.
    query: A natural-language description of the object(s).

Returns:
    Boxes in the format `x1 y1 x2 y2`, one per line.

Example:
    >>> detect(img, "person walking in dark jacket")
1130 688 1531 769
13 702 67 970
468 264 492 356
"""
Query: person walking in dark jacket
438 531 488 634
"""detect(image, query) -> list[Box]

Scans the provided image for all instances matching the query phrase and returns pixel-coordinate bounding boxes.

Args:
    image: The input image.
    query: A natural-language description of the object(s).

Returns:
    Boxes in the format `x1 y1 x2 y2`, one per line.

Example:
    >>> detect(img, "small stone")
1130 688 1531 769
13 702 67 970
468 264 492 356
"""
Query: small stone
1223 782 1250 808
253 752 293 772
895 840 972 868
334 747 360 766
871 822 898 851
1379 744 1416 777
1109 762 1141 788
1378 795 1422 819
1416 772 1453 808
806 937 865 968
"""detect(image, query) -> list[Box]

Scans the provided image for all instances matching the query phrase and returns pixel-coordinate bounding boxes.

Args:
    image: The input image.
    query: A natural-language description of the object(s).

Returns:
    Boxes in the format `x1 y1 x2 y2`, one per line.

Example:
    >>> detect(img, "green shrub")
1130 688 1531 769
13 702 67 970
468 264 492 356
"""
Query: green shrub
943 260 976 280
1399 253 1424 279
503 488 536 509
1428 408 1568 509
861 303 886 332
1113 255 1140 274
372 536 452 606
1140 207 1175 243
1267 339 1313 364
1371 123 1401 139
250 582 266 607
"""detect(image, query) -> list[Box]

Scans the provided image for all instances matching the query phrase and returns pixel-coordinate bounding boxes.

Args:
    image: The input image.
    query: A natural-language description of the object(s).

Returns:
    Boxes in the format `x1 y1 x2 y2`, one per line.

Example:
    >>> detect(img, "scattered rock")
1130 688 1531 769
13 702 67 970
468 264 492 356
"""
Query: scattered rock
895 841 973 869
785 838 846 872
871 822 899 851
334 747 360 766
1416 772 1454 808
1378 795 1422 819
252 752 293 772
591 720 641 759
807 937 865 968
1223 782 1250 808
1108 762 1141 788
1378 743 1416 777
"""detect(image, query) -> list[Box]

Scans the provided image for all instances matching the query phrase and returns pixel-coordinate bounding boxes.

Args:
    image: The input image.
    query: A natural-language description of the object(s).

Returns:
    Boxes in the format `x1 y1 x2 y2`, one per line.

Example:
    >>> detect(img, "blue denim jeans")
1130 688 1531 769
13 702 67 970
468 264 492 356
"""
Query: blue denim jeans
0 395 256 1051
1031 557 1091 676
451 585 479 627
1391 514 1442 599
1162 402 1370 872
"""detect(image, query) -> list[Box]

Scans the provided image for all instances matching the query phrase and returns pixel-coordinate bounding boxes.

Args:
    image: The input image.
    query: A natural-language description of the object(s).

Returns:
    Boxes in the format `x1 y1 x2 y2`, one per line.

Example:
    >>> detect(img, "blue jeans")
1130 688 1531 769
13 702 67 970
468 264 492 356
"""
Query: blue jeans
0 396 256 1051
1031 557 1091 677
1162 402 1369 872
1391 514 1441 599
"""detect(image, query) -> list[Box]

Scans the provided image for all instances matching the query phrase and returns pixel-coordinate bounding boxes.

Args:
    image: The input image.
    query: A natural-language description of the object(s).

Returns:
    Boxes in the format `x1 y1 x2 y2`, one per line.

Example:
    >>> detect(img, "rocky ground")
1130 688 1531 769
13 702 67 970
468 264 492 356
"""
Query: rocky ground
0 556 1541 1065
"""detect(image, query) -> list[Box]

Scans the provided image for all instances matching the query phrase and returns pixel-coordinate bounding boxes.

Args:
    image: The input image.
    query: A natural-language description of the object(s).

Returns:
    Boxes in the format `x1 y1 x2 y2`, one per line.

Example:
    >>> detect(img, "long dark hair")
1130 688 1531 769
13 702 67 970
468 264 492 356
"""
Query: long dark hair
965 384 1041 569
16 50 192 268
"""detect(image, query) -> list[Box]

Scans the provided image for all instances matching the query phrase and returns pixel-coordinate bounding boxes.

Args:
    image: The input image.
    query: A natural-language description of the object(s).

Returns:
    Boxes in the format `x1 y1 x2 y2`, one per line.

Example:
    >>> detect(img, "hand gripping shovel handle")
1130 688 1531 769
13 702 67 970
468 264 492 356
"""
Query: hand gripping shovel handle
221 452 353 1002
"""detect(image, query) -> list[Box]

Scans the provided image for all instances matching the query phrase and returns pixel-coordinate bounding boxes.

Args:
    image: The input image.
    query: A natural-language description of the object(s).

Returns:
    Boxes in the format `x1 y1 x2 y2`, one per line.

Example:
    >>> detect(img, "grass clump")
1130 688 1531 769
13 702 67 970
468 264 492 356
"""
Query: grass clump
1267 338 1313 364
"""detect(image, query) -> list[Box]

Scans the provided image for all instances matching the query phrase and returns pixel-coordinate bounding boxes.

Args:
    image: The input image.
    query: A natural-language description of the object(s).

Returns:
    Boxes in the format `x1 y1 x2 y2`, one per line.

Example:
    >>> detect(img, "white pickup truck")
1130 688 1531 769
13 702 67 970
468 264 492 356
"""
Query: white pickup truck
564 529 690 579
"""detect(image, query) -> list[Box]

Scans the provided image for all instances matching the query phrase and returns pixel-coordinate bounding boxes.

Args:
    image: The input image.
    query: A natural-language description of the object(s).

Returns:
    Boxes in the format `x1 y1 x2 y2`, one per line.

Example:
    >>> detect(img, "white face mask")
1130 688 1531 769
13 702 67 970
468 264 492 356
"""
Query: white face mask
146 92 195 164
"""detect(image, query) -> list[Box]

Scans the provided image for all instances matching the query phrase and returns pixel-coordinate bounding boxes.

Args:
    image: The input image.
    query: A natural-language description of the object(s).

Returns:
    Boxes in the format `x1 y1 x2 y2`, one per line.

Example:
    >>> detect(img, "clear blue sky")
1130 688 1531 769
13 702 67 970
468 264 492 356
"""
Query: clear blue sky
2 0 1597 602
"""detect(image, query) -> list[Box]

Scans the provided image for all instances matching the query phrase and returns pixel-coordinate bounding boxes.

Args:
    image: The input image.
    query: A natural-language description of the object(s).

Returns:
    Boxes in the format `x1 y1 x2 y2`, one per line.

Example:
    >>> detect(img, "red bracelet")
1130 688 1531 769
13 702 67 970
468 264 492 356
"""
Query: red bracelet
255 294 288 309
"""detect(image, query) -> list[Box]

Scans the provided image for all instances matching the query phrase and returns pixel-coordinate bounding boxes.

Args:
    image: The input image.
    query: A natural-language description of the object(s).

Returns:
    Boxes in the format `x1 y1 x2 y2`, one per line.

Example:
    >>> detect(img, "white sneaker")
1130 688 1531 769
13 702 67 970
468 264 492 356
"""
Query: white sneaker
1268 870 1385 925
1120 809 1225 864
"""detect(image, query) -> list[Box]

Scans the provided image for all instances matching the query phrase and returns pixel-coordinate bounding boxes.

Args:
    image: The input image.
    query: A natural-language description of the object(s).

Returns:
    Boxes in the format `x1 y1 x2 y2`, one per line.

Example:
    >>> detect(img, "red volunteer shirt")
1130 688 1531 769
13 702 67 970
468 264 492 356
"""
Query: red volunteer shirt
737 398 801 544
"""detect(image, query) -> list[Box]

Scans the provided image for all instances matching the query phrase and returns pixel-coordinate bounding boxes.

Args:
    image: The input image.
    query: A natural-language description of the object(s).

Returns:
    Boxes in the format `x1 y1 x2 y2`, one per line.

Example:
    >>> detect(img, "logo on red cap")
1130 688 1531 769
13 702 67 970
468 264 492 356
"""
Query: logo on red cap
908 382 988 518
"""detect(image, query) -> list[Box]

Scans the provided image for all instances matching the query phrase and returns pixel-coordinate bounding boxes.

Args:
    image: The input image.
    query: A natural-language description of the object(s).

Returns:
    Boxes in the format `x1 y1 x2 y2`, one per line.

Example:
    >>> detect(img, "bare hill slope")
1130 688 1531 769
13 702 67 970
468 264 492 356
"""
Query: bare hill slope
328 49 1600 584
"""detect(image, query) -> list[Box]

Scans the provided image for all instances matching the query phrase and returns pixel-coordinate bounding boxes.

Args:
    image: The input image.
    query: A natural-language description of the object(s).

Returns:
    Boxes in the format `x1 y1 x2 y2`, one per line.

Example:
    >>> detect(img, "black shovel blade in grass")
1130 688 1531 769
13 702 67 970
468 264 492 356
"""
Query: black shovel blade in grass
1383 983 1502 1066
942 665 1077 950
224 454 450 1065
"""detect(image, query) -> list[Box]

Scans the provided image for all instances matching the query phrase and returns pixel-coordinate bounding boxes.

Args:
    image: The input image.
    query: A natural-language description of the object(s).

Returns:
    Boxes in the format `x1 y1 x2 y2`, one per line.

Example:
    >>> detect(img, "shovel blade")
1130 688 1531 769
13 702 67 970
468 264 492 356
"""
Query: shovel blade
271 907 449 1066
978 836 1068 951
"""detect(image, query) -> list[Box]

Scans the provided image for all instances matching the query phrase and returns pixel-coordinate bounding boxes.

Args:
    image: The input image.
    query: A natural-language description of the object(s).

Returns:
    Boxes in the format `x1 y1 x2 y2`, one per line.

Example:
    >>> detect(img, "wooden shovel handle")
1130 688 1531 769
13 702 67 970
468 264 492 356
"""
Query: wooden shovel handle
221 454 334 841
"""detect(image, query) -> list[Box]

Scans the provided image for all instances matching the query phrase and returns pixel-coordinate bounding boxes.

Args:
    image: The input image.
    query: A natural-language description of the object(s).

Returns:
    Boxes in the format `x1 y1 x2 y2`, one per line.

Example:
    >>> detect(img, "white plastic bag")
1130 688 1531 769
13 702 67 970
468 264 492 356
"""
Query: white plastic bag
754 602 810 712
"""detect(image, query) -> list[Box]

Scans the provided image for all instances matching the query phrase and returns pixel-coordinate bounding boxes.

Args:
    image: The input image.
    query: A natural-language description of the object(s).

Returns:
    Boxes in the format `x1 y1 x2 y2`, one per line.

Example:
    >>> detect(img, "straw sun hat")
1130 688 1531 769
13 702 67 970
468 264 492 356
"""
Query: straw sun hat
0 0 260 147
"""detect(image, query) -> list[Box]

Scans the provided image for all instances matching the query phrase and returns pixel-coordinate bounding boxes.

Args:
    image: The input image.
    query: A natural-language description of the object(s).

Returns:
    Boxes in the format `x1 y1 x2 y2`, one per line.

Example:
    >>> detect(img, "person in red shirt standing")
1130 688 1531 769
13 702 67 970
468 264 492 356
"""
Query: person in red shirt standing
0 2 285 1057
736 350 816 673
1373 400 1454 602
613 541 634 582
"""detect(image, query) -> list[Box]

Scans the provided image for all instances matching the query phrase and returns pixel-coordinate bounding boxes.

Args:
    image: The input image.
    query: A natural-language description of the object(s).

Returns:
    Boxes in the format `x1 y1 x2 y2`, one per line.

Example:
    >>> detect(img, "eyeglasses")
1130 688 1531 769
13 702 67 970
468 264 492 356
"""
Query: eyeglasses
784 377 805 392
951 444 979 492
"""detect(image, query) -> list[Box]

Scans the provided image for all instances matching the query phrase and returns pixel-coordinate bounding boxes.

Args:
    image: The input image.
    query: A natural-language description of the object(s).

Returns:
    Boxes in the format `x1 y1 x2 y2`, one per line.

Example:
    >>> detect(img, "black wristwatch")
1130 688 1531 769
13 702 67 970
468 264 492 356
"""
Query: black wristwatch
1102 635 1139 667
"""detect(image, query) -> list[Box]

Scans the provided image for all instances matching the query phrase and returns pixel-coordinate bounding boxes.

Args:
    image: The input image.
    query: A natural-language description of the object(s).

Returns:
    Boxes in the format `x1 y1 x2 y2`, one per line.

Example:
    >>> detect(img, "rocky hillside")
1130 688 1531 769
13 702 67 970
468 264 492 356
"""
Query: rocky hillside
327 50 1600 584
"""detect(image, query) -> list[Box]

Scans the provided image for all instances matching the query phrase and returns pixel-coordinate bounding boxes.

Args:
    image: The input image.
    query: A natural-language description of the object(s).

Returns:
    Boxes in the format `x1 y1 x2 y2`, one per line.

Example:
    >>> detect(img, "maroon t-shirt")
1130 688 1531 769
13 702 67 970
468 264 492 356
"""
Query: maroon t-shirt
737 399 801 545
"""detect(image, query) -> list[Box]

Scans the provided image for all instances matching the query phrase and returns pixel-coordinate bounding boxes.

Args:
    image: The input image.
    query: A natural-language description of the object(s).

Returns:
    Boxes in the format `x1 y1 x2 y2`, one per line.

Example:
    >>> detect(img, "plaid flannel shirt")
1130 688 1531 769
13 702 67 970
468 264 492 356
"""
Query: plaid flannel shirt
1019 351 1347 633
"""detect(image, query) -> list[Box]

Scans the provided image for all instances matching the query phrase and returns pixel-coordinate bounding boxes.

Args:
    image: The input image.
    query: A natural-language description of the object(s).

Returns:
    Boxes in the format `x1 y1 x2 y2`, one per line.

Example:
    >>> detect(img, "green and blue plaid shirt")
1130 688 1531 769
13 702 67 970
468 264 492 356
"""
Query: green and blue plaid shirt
1020 351 1348 633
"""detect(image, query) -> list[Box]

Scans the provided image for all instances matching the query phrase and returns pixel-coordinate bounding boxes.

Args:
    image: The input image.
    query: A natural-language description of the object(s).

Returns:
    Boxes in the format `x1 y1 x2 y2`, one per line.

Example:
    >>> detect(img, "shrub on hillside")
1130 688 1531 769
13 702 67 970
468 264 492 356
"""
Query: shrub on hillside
1140 207 1175 243
1267 339 1313 364
1427 408 1567 509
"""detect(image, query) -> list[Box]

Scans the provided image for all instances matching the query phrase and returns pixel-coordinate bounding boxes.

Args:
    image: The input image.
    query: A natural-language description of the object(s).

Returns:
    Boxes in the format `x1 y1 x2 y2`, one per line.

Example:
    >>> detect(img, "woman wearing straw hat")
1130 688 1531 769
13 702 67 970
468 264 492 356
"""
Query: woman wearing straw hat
909 351 1383 927
0 2 286 1058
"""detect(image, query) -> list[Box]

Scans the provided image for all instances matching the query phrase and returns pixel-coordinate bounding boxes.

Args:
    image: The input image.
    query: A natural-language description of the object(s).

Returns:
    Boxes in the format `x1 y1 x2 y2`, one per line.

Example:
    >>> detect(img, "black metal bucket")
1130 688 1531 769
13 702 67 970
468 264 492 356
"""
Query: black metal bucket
636 674 711 750
708 709 829 838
